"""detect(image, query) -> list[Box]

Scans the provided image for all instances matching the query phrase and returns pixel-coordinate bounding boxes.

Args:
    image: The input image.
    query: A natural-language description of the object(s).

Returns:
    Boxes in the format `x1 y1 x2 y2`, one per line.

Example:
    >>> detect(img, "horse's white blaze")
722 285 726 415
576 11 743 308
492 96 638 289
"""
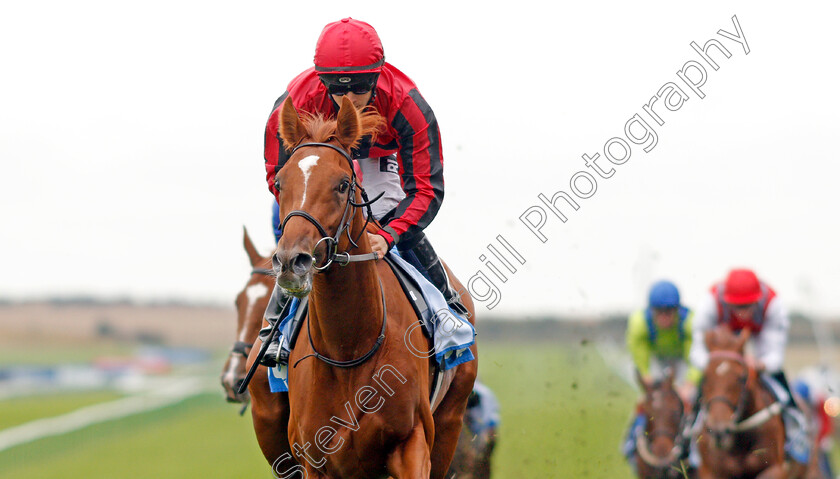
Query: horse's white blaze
222 364 237 389
245 283 269 309
716 361 731 376
223 282 269 390
298 155 320 208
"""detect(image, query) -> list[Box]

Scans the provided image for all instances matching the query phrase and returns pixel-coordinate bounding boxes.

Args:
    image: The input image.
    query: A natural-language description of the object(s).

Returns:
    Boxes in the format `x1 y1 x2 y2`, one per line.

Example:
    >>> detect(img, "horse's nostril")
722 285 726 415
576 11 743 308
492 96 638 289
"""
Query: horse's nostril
291 253 314 275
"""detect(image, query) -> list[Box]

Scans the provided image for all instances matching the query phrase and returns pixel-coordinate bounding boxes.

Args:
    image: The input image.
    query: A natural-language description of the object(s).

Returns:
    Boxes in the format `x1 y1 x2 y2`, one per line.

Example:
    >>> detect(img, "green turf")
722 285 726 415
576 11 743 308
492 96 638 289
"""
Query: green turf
0 393 267 478
478 341 637 478
0 391 124 430
1 341 836 478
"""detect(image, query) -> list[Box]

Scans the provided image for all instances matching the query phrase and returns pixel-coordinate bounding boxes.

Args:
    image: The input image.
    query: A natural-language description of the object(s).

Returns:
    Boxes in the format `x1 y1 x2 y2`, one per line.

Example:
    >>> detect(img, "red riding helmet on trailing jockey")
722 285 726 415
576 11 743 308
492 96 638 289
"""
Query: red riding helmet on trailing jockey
723 268 762 305
314 18 385 74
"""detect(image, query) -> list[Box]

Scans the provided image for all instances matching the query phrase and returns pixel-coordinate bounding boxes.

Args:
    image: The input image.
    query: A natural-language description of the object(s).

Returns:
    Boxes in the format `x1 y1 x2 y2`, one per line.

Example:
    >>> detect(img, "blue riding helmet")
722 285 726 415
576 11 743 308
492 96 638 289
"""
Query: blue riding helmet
648 280 681 309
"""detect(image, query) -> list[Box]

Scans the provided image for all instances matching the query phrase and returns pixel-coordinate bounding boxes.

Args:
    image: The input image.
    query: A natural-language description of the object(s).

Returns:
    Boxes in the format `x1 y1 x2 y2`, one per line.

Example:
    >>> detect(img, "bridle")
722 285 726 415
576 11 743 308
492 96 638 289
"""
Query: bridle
227 267 274 360
275 141 382 271
636 384 688 471
700 350 750 426
277 141 387 369
700 350 785 438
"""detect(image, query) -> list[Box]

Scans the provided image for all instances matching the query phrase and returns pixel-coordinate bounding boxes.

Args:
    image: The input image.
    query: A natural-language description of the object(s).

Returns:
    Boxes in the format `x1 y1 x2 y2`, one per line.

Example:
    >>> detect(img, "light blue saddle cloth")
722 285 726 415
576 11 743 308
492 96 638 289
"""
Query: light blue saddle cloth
268 248 475 393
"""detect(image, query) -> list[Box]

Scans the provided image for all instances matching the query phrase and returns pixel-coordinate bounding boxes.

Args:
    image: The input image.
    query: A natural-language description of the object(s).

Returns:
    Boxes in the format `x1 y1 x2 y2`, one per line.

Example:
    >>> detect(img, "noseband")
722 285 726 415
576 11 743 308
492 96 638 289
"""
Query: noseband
636 386 688 470
277 141 387 369
701 350 750 429
277 142 383 271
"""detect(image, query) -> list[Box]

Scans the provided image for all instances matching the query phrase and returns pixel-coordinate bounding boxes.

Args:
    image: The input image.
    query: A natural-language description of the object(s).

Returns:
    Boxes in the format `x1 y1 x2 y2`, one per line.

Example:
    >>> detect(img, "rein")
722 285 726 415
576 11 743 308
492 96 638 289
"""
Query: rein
636 387 688 469
293 280 388 369
280 141 387 369
700 350 782 433
636 434 683 469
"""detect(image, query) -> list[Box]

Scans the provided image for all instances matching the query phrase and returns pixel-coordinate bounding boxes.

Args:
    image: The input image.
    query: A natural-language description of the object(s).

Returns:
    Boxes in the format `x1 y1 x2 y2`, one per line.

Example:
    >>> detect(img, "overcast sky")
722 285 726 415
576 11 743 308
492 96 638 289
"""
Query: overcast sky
2 1 838 319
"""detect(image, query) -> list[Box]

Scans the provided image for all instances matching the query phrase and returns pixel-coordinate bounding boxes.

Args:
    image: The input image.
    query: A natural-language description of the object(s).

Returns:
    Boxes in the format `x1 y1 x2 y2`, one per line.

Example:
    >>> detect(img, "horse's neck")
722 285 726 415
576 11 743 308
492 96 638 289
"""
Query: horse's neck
309 240 384 359
745 373 772 415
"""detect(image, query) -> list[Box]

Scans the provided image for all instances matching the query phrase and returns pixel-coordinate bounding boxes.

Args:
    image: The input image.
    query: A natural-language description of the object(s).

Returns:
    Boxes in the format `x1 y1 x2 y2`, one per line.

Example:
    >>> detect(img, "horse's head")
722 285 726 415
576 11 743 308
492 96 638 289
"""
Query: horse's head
221 226 273 404
271 96 384 297
635 368 685 471
700 325 752 449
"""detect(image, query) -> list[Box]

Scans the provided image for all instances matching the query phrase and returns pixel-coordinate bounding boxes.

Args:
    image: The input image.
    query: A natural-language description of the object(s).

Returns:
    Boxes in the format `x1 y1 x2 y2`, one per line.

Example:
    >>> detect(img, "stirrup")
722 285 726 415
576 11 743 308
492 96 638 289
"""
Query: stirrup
259 338 291 368
443 288 470 317
447 297 469 316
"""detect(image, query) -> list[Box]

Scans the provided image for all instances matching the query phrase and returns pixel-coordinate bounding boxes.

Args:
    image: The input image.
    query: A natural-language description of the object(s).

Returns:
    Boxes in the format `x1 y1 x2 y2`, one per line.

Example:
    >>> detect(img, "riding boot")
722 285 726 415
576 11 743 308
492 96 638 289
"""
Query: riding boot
401 234 470 317
258 284 292 368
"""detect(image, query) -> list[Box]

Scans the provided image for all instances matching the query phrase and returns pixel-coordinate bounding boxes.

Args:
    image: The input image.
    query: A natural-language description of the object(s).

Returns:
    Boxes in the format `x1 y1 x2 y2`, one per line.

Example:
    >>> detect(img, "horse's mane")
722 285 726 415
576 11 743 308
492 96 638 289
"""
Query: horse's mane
287 108 385 152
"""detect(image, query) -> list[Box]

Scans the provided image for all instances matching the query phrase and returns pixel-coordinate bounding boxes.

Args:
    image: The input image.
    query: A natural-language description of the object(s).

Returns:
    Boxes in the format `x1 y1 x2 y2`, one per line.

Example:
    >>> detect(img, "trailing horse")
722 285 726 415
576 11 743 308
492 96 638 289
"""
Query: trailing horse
633 368 694 479
695 325 803 479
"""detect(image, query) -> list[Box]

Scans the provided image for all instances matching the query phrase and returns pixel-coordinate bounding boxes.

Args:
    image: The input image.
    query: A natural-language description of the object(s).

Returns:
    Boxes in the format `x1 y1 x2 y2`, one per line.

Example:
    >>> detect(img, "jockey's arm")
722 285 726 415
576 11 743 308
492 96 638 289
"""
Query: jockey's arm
681 310 704 385
626 310 653 377
682 309 695 362
751 298 789 374
374 92 444 247
688 293 718 372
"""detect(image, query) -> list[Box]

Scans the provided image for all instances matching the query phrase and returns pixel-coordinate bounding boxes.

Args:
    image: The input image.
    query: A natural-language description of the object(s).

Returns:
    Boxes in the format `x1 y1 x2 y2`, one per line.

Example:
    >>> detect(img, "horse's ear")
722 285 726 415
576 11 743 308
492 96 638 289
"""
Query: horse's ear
243 226 262 268
335 96 362 148
279 99 307 150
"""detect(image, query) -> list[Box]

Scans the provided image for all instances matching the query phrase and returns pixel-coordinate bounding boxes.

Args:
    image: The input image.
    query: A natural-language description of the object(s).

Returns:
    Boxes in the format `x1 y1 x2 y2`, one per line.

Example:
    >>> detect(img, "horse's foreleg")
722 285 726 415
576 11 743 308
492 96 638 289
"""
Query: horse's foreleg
430 359 478 479
250 387 293 469
386 424 432 479
247 337 295 471
472 429 497 479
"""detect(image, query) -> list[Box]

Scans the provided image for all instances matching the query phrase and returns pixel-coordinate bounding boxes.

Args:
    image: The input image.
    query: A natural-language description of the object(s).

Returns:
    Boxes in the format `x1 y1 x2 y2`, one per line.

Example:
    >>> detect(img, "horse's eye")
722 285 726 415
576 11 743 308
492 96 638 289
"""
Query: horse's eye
337 179 350 194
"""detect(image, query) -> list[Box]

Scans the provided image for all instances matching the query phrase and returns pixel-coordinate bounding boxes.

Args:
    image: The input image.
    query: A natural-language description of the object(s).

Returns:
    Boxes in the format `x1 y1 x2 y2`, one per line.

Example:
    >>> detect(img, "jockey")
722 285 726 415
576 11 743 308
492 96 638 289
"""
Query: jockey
464 380 501 439
259 18 466 367
627 280 696 396
623 280 695 464
689 268 811 466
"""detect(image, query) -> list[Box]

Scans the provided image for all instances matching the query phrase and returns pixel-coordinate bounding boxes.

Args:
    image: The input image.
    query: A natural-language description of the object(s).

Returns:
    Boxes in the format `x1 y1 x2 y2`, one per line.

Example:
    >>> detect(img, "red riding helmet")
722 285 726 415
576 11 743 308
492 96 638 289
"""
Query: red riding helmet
314 18 385 74
723 268 762 305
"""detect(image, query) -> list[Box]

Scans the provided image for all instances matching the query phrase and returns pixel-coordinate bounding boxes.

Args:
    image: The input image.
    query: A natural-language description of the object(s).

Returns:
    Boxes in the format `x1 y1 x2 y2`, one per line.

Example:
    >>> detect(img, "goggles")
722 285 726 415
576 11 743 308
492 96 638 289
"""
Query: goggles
320 73 378 96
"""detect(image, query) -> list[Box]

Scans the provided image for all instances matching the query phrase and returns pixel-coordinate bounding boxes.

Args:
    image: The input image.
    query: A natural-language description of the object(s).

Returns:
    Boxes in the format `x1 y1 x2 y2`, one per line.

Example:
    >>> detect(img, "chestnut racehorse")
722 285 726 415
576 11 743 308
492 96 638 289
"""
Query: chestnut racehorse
247 96 477 478
634 369 694 479
696 325 801 479
221 226 272 405
222 227 491 477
